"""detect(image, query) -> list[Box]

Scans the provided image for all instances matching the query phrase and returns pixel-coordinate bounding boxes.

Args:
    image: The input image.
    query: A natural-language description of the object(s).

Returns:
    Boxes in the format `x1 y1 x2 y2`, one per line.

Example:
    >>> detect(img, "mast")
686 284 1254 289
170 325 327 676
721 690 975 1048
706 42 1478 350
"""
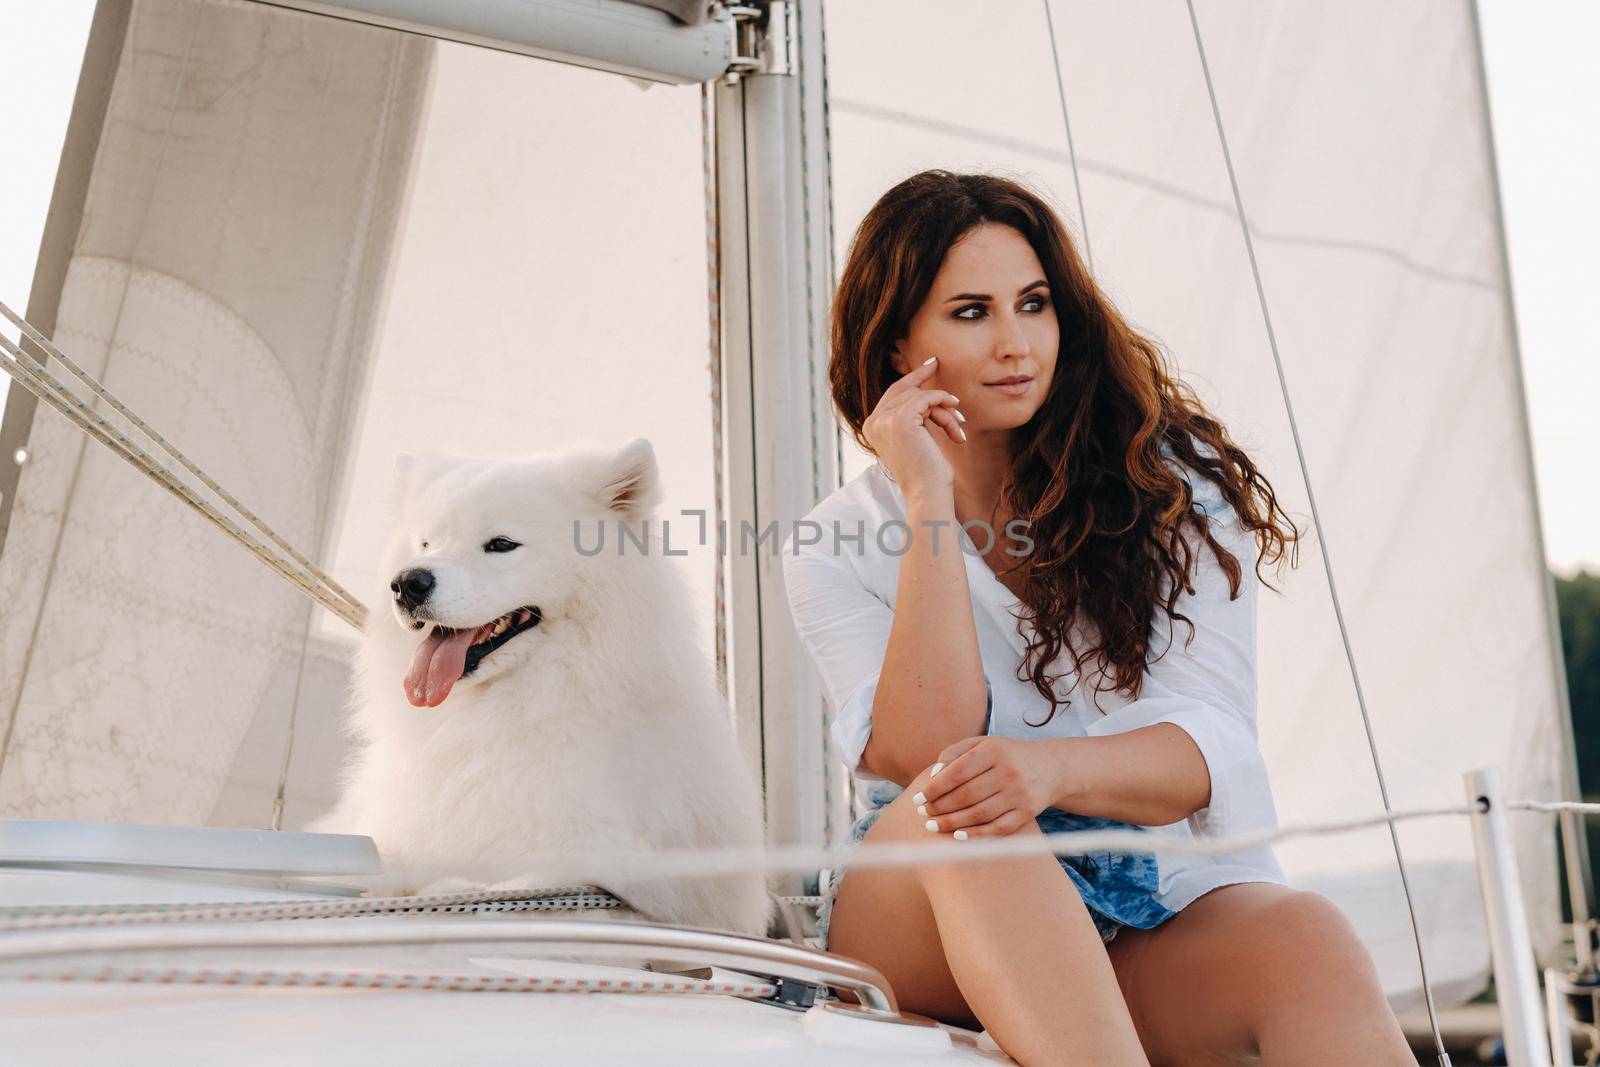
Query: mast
714 0 847 878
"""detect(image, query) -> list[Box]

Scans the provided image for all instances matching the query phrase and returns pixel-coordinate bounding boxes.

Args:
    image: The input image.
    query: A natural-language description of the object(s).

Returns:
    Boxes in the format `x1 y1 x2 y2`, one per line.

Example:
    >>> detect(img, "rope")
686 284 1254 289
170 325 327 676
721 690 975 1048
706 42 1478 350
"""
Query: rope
1181 4 1449 1062
1041 0 1093 274
0 299 367 621
699 83 729 696
1511 800 1600 816
0 331 364 629
0 886 624 933
3 964 778 998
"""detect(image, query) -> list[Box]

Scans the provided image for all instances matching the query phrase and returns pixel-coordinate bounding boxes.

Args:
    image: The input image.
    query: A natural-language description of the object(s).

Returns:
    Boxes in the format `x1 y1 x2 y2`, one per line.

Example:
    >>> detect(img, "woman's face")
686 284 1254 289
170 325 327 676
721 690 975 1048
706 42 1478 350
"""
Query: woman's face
890 222 1060 432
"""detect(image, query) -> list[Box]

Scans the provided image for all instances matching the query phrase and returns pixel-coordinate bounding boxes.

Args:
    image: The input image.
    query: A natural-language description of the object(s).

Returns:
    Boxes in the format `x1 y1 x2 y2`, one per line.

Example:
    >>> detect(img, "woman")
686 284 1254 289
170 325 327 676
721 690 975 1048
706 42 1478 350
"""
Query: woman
780 171 1412 1065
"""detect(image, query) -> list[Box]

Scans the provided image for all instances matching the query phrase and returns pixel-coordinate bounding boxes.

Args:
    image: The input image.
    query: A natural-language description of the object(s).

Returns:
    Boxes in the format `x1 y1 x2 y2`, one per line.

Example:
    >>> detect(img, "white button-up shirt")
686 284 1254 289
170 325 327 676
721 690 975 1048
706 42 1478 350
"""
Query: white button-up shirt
780 455 1286 913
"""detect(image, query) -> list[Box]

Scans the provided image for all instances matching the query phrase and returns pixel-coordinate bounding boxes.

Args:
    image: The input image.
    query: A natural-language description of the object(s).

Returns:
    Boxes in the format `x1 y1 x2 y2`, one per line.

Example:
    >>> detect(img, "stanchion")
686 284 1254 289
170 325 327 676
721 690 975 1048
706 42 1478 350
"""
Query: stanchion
1467 767 1554 1067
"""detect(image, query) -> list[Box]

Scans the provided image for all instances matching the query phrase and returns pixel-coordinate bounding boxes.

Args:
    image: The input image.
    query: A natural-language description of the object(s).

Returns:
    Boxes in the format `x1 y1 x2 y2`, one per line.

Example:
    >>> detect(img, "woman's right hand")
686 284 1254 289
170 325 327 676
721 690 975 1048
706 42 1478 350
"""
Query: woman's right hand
863 356 963 502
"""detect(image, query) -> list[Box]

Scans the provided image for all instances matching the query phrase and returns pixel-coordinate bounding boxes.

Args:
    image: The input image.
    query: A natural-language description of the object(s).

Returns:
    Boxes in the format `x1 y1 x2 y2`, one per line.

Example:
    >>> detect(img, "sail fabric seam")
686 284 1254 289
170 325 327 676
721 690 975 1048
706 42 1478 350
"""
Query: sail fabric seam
829 97 1497 293
1180 2 1447 1058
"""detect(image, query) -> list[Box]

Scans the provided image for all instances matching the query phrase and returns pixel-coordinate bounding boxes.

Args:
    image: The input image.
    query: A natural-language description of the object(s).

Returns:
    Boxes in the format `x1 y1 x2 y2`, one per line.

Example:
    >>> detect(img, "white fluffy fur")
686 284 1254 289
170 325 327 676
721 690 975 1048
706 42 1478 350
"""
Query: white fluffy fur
308 438 772 937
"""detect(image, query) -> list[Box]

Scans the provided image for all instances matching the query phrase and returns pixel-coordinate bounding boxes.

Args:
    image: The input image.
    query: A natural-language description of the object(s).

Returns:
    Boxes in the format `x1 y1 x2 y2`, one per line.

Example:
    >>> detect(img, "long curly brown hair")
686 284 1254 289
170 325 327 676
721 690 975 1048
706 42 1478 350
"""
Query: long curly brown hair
829 170 1300 724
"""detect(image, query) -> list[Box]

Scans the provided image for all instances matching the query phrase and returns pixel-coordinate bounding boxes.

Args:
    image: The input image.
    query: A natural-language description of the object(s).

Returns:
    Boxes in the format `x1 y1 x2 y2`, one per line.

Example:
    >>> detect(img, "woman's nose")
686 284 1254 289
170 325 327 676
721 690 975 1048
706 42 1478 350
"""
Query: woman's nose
995 310 1031 356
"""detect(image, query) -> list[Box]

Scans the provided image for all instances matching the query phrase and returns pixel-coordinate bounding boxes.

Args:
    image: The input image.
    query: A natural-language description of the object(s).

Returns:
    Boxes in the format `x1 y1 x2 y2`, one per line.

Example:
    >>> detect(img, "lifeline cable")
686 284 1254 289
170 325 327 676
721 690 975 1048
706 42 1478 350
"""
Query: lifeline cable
0 800 1488 943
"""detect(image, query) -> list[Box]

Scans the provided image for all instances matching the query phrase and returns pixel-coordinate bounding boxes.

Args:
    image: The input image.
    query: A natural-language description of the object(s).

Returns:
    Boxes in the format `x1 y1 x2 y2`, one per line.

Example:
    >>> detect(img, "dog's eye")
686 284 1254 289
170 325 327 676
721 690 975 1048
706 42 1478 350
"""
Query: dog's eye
420 541 429 550
483 536 521 554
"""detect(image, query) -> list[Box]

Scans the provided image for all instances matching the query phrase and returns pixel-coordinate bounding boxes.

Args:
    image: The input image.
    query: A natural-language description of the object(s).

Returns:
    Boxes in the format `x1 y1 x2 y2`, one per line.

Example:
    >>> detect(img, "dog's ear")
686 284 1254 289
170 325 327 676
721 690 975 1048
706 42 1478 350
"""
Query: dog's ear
598 437 662 519
391 452 456 504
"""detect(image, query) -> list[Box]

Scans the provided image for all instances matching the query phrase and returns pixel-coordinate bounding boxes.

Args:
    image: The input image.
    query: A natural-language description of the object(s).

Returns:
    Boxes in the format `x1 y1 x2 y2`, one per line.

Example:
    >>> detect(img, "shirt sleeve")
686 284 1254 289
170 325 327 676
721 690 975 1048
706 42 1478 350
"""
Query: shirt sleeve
780 536 896 781
1081 472 1278 840
779 532 995 783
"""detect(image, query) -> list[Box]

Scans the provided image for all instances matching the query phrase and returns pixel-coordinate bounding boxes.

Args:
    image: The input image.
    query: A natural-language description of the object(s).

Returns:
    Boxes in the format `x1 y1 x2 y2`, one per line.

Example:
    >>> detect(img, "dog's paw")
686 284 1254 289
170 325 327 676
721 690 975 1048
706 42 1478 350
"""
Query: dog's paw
415 876 487 898
355 872 420 899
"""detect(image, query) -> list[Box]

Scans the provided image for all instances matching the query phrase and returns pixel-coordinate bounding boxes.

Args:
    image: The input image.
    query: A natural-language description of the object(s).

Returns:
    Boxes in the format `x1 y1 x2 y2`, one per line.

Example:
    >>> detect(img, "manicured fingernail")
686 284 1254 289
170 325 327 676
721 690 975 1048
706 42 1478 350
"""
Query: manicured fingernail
954 830 968 841
925 819 939 832
948 394 959 403
954 410 966 423
956 426 967 442
917 804 927 816
923 356 937 365
912 791 926 805
930 762 944 778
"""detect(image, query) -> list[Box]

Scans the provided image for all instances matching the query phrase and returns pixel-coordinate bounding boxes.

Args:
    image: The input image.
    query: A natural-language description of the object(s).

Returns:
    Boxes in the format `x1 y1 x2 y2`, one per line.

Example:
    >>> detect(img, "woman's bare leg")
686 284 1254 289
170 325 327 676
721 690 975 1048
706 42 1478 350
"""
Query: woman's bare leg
1107 882 1412 1065
826 764 1148 1066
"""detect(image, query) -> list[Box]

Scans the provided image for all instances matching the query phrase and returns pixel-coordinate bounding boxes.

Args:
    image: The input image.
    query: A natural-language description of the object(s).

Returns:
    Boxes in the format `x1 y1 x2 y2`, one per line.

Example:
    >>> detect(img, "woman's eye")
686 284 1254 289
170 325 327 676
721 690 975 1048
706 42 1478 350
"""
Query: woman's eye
483 536 522 554
955 296 1047 321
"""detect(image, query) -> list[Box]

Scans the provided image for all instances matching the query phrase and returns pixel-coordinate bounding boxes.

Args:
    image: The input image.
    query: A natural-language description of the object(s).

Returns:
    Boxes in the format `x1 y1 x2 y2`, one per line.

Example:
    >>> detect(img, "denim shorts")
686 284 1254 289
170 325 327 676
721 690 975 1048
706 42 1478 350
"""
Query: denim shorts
815 778 1176 950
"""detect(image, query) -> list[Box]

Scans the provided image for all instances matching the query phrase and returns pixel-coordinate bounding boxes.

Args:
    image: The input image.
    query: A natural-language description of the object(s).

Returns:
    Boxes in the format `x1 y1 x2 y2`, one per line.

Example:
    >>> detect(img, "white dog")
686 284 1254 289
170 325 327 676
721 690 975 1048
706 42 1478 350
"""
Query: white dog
308 438 772 937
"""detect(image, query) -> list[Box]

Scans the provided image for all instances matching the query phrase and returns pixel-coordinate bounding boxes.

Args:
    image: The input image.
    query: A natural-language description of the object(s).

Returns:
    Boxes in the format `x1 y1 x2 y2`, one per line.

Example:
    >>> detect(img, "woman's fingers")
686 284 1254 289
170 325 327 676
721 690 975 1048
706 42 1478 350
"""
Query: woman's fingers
891 387 960 419
918 768 999 819
949 809 1031 838
880 355 941 402
914 741 993 806
924 792 1011 834
924 405 965 445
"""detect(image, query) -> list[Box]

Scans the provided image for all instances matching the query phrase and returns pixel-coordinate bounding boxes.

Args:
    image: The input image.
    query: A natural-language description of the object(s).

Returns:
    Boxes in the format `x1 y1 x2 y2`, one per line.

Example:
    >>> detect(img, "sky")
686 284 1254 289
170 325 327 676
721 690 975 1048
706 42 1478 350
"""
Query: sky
0 0 1594 574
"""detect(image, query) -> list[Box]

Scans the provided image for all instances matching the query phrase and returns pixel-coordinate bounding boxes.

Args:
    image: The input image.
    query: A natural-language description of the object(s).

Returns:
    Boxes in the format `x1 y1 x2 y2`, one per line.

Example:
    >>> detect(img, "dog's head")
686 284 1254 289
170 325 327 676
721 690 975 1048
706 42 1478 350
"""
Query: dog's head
374 437 663 708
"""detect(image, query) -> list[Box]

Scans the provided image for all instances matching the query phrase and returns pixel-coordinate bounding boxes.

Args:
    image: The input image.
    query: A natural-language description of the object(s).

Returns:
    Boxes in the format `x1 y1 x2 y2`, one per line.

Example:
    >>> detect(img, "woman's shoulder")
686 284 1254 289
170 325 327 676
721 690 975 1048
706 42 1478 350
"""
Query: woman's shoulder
779 462 906 605
784 461 900 551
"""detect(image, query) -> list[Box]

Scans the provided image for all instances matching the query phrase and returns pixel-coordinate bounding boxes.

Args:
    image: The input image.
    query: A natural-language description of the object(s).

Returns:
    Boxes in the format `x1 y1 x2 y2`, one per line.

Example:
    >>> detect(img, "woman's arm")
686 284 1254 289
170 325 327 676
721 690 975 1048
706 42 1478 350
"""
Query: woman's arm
1071 481 1271 835
1039 725 1210 826
916 474 1272 836
860 486 989 784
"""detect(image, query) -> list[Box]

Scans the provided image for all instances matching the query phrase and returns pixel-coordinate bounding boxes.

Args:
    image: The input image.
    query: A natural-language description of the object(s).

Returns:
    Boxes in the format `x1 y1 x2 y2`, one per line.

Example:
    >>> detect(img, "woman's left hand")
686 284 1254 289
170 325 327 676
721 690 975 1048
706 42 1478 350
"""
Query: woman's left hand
913 736 1061 838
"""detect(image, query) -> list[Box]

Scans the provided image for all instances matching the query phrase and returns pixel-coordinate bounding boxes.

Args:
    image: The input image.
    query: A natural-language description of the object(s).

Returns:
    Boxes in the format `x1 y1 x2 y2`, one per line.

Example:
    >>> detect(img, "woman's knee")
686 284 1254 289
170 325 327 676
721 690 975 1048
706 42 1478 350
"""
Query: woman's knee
1249 889 1381 989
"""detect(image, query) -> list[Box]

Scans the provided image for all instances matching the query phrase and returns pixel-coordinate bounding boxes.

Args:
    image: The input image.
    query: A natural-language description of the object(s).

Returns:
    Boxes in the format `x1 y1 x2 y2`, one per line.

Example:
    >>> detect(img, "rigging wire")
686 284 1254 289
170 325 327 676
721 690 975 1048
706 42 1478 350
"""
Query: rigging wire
1180 2 1450 1061
1041 0 1094 274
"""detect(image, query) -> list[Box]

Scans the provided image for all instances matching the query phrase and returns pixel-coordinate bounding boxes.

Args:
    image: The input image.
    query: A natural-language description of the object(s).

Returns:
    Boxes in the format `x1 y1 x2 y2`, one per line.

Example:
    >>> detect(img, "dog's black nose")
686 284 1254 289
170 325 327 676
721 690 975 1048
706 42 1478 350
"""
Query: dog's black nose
391 568 435 610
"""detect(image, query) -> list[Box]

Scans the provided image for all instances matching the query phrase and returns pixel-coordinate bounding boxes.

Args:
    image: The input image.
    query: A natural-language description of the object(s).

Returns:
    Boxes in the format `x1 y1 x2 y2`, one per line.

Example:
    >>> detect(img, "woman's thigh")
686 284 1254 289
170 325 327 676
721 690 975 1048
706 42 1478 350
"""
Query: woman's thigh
1106 882 1407 1065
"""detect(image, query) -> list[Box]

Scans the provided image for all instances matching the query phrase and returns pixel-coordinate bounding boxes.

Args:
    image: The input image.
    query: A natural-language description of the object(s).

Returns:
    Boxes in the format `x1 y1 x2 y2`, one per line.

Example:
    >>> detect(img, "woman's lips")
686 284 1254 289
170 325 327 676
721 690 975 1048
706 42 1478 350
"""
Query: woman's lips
984 377 1033 397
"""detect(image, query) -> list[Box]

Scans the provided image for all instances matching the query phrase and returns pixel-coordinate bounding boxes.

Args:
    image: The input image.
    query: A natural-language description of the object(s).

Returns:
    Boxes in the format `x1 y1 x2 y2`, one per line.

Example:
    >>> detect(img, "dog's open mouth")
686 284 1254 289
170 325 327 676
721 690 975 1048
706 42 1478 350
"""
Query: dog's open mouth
403 606 542 708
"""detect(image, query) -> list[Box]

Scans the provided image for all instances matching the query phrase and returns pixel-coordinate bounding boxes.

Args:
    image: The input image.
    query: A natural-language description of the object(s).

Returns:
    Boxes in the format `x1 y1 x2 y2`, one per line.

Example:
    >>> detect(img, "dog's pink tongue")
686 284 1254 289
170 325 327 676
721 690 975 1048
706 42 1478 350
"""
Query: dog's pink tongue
404 627 480 708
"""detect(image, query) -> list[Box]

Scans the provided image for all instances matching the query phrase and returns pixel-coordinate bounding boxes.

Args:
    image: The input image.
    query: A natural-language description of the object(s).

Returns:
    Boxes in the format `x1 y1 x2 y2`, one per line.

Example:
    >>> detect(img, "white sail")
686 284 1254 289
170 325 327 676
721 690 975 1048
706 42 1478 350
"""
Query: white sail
821 0 1566 1009
0 0 432 826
